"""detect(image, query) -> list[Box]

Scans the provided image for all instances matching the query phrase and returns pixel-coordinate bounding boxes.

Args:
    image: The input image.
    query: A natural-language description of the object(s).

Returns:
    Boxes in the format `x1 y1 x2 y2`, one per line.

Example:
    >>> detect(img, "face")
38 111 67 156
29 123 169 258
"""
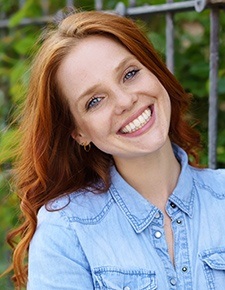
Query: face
57 35 171 162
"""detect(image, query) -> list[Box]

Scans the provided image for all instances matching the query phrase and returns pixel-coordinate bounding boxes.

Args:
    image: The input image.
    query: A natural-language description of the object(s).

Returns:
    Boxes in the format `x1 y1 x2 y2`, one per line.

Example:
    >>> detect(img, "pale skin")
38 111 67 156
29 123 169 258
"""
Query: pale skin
57 35 181 263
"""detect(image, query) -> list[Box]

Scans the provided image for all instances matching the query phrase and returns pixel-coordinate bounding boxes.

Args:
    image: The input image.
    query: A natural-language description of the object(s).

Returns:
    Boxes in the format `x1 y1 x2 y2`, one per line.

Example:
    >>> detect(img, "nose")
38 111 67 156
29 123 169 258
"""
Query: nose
113 88 138 115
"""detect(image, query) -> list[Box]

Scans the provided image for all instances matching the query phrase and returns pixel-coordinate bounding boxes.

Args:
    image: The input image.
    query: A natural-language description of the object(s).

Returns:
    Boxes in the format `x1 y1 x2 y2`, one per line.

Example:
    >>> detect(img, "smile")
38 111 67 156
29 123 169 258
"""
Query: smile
120 107 152 134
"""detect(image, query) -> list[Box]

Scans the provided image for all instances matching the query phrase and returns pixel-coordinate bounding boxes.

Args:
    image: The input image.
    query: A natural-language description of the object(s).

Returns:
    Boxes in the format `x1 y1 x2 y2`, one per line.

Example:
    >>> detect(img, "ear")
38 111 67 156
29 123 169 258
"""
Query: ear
71 130 91 145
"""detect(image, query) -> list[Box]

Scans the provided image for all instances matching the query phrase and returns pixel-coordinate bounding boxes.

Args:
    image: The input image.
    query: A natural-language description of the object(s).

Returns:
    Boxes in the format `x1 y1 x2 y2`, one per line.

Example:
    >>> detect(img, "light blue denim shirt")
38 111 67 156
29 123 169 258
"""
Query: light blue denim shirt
28 145 225 290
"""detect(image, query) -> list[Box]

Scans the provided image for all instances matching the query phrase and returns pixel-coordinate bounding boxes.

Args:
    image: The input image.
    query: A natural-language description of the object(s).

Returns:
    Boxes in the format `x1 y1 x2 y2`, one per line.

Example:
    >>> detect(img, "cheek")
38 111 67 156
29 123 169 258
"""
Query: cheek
78 118 109 140
165 99 172 128
163 95 171 120
77 110 113 134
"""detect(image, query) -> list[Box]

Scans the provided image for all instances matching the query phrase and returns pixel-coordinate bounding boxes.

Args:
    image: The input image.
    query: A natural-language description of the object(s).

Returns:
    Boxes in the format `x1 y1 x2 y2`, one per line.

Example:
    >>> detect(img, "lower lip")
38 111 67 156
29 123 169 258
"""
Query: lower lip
118 106 155 138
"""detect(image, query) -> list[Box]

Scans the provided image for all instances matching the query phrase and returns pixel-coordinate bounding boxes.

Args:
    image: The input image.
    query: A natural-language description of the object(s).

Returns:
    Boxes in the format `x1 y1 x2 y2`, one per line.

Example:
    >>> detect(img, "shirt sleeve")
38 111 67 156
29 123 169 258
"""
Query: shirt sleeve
27 208 94 290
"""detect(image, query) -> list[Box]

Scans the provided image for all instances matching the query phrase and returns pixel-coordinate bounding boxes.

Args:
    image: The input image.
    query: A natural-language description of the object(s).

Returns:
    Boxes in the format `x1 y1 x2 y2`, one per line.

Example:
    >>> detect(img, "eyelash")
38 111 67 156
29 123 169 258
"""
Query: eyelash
123 69 140 82
86 96 103 110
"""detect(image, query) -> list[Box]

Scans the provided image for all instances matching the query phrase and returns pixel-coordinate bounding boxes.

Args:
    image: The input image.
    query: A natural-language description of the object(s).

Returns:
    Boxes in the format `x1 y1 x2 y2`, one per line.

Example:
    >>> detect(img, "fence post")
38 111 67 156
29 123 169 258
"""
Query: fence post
208 8 220 168
66 0 74 7
129 0 136 7
166 0 174 73
95 0 103 10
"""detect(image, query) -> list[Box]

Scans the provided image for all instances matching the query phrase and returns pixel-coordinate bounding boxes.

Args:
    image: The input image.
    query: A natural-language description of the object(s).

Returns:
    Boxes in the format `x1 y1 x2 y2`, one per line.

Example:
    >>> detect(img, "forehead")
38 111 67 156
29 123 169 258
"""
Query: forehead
58 35 134 76
56 35 136 97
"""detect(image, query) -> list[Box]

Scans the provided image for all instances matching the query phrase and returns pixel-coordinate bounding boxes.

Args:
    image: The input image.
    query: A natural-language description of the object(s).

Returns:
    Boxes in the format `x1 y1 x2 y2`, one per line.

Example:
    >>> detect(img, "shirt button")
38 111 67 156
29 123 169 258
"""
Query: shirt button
154 231 162 238
176 219 182 224
182 266 188 272
170 278 177 286
155 211 161 219
170 202 176 208
123 287 131 290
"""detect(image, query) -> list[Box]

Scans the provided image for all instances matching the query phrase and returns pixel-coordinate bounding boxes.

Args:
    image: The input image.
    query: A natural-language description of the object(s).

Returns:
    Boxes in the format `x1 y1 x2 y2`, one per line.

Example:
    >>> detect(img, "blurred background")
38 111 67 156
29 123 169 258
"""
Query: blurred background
0 0 224 288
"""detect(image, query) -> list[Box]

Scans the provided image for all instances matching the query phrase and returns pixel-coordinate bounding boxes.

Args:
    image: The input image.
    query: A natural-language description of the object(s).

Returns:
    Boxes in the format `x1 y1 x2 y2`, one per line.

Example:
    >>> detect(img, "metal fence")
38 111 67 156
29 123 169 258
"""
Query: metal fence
0 0 225 168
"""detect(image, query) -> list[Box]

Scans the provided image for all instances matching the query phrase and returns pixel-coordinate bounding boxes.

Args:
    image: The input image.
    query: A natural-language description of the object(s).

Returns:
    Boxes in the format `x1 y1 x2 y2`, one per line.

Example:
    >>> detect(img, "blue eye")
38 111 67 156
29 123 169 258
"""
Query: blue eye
124 69 139 82
87 96 103 110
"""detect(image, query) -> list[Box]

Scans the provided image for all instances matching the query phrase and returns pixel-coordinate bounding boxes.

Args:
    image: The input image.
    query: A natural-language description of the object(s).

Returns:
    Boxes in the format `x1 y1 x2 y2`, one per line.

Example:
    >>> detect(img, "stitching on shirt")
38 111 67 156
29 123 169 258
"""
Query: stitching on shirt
94 267 156 276
193 178 225 199
109 186 156 233
65 197 114 224
199 247 225 270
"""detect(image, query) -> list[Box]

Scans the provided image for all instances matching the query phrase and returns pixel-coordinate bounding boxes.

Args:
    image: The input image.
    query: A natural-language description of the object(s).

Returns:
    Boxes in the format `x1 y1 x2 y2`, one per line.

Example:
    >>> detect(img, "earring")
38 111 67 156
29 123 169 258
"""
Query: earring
81 142 91 152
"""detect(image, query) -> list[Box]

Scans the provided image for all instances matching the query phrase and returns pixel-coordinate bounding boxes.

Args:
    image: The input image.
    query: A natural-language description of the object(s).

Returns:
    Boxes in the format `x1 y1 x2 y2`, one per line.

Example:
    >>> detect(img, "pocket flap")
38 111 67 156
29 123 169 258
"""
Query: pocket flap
199 247 225 270
93 267 157 290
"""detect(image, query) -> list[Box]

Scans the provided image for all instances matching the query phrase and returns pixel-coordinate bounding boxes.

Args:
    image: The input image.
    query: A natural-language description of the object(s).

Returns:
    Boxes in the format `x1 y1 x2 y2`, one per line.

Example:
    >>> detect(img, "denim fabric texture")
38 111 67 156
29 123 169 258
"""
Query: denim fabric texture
28 145 225 290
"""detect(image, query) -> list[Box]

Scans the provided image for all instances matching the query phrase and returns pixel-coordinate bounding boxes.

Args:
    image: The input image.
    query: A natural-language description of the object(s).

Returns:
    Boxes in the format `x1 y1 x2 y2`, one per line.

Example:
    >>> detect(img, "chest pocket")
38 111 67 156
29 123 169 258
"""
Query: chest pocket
199 247 225 290
93 267 157 290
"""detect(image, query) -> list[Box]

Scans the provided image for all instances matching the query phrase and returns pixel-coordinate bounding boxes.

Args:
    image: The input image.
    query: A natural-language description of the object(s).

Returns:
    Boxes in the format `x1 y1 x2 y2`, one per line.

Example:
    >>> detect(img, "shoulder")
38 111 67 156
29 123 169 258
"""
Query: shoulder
190 166 225 199
38 188 114 227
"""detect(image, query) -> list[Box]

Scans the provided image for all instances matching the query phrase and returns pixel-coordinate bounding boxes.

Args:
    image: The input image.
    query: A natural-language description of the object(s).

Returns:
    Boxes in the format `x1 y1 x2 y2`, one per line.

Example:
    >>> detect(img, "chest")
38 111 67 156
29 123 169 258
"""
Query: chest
73 205 225 290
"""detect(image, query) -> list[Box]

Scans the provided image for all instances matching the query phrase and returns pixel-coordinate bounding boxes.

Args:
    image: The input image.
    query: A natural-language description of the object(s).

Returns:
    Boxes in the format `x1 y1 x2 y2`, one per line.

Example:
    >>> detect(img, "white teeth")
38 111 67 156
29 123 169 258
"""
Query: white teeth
130 123 136 130
138 115 145 123
133 119 140 127
121 108 152 134
143 112 148 119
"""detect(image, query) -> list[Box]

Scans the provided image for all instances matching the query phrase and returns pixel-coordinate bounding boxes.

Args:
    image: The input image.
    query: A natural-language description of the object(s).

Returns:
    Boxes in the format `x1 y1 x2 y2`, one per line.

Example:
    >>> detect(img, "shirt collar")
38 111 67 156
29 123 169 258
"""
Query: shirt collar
109 144 195 233
110 168 158 233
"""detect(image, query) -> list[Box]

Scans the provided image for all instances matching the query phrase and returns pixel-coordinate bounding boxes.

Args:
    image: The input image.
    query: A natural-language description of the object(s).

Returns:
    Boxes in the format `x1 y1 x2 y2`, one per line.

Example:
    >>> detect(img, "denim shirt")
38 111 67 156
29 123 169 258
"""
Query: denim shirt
28 145 225 290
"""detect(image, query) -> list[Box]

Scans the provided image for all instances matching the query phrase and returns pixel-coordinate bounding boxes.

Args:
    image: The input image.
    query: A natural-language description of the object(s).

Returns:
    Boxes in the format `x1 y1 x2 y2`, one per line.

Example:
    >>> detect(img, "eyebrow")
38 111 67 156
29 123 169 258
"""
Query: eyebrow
76 55 137 102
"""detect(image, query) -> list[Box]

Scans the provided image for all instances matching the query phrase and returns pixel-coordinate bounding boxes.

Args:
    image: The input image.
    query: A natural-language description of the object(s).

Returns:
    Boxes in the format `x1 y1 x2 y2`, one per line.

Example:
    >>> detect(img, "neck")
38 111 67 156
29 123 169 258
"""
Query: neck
114 140 181 210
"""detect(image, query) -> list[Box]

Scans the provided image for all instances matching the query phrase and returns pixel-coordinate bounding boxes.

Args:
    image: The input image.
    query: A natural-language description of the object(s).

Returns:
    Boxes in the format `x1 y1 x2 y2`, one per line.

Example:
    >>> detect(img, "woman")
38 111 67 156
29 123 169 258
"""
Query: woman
6 10 225 290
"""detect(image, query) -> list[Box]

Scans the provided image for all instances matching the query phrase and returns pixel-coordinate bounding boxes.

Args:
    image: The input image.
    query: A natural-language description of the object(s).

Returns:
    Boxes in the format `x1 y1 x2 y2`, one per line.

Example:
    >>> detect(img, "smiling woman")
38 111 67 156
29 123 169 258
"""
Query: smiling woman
57 35 171 159
3 9 225 290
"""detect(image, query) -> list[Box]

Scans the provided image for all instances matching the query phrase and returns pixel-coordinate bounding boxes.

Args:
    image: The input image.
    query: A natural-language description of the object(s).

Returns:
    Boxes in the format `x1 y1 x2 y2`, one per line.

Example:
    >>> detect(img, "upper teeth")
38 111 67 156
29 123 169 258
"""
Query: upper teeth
121 108 151 134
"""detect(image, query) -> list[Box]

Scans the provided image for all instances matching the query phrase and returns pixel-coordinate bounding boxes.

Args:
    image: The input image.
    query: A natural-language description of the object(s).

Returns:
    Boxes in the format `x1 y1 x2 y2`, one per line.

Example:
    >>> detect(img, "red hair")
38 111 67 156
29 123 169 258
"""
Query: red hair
4 10 201 288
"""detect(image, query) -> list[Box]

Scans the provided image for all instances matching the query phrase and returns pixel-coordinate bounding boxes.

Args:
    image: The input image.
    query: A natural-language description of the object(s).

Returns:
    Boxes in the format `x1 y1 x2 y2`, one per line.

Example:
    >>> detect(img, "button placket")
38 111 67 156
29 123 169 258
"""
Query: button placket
172 211 192 288
152 212 163 239
151 208 178 289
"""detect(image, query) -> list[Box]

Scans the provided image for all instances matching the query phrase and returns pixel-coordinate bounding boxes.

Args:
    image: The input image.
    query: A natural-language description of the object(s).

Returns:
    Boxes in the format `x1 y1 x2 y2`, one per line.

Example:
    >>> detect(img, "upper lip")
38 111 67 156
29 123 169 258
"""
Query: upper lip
118 105 153 132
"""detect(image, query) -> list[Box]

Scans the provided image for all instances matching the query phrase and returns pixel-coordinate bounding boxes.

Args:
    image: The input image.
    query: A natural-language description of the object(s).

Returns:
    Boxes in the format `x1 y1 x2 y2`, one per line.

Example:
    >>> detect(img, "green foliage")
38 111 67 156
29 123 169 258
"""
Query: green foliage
174 10 225 165
0 1 224 288
0 1 65 287
0 129 19 164
0 170 19 289
9 0 42 27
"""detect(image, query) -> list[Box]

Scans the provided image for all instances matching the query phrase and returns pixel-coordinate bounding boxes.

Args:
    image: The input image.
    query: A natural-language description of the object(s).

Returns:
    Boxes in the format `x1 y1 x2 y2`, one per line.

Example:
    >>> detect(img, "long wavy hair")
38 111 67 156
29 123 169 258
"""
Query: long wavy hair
4 10 201 289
